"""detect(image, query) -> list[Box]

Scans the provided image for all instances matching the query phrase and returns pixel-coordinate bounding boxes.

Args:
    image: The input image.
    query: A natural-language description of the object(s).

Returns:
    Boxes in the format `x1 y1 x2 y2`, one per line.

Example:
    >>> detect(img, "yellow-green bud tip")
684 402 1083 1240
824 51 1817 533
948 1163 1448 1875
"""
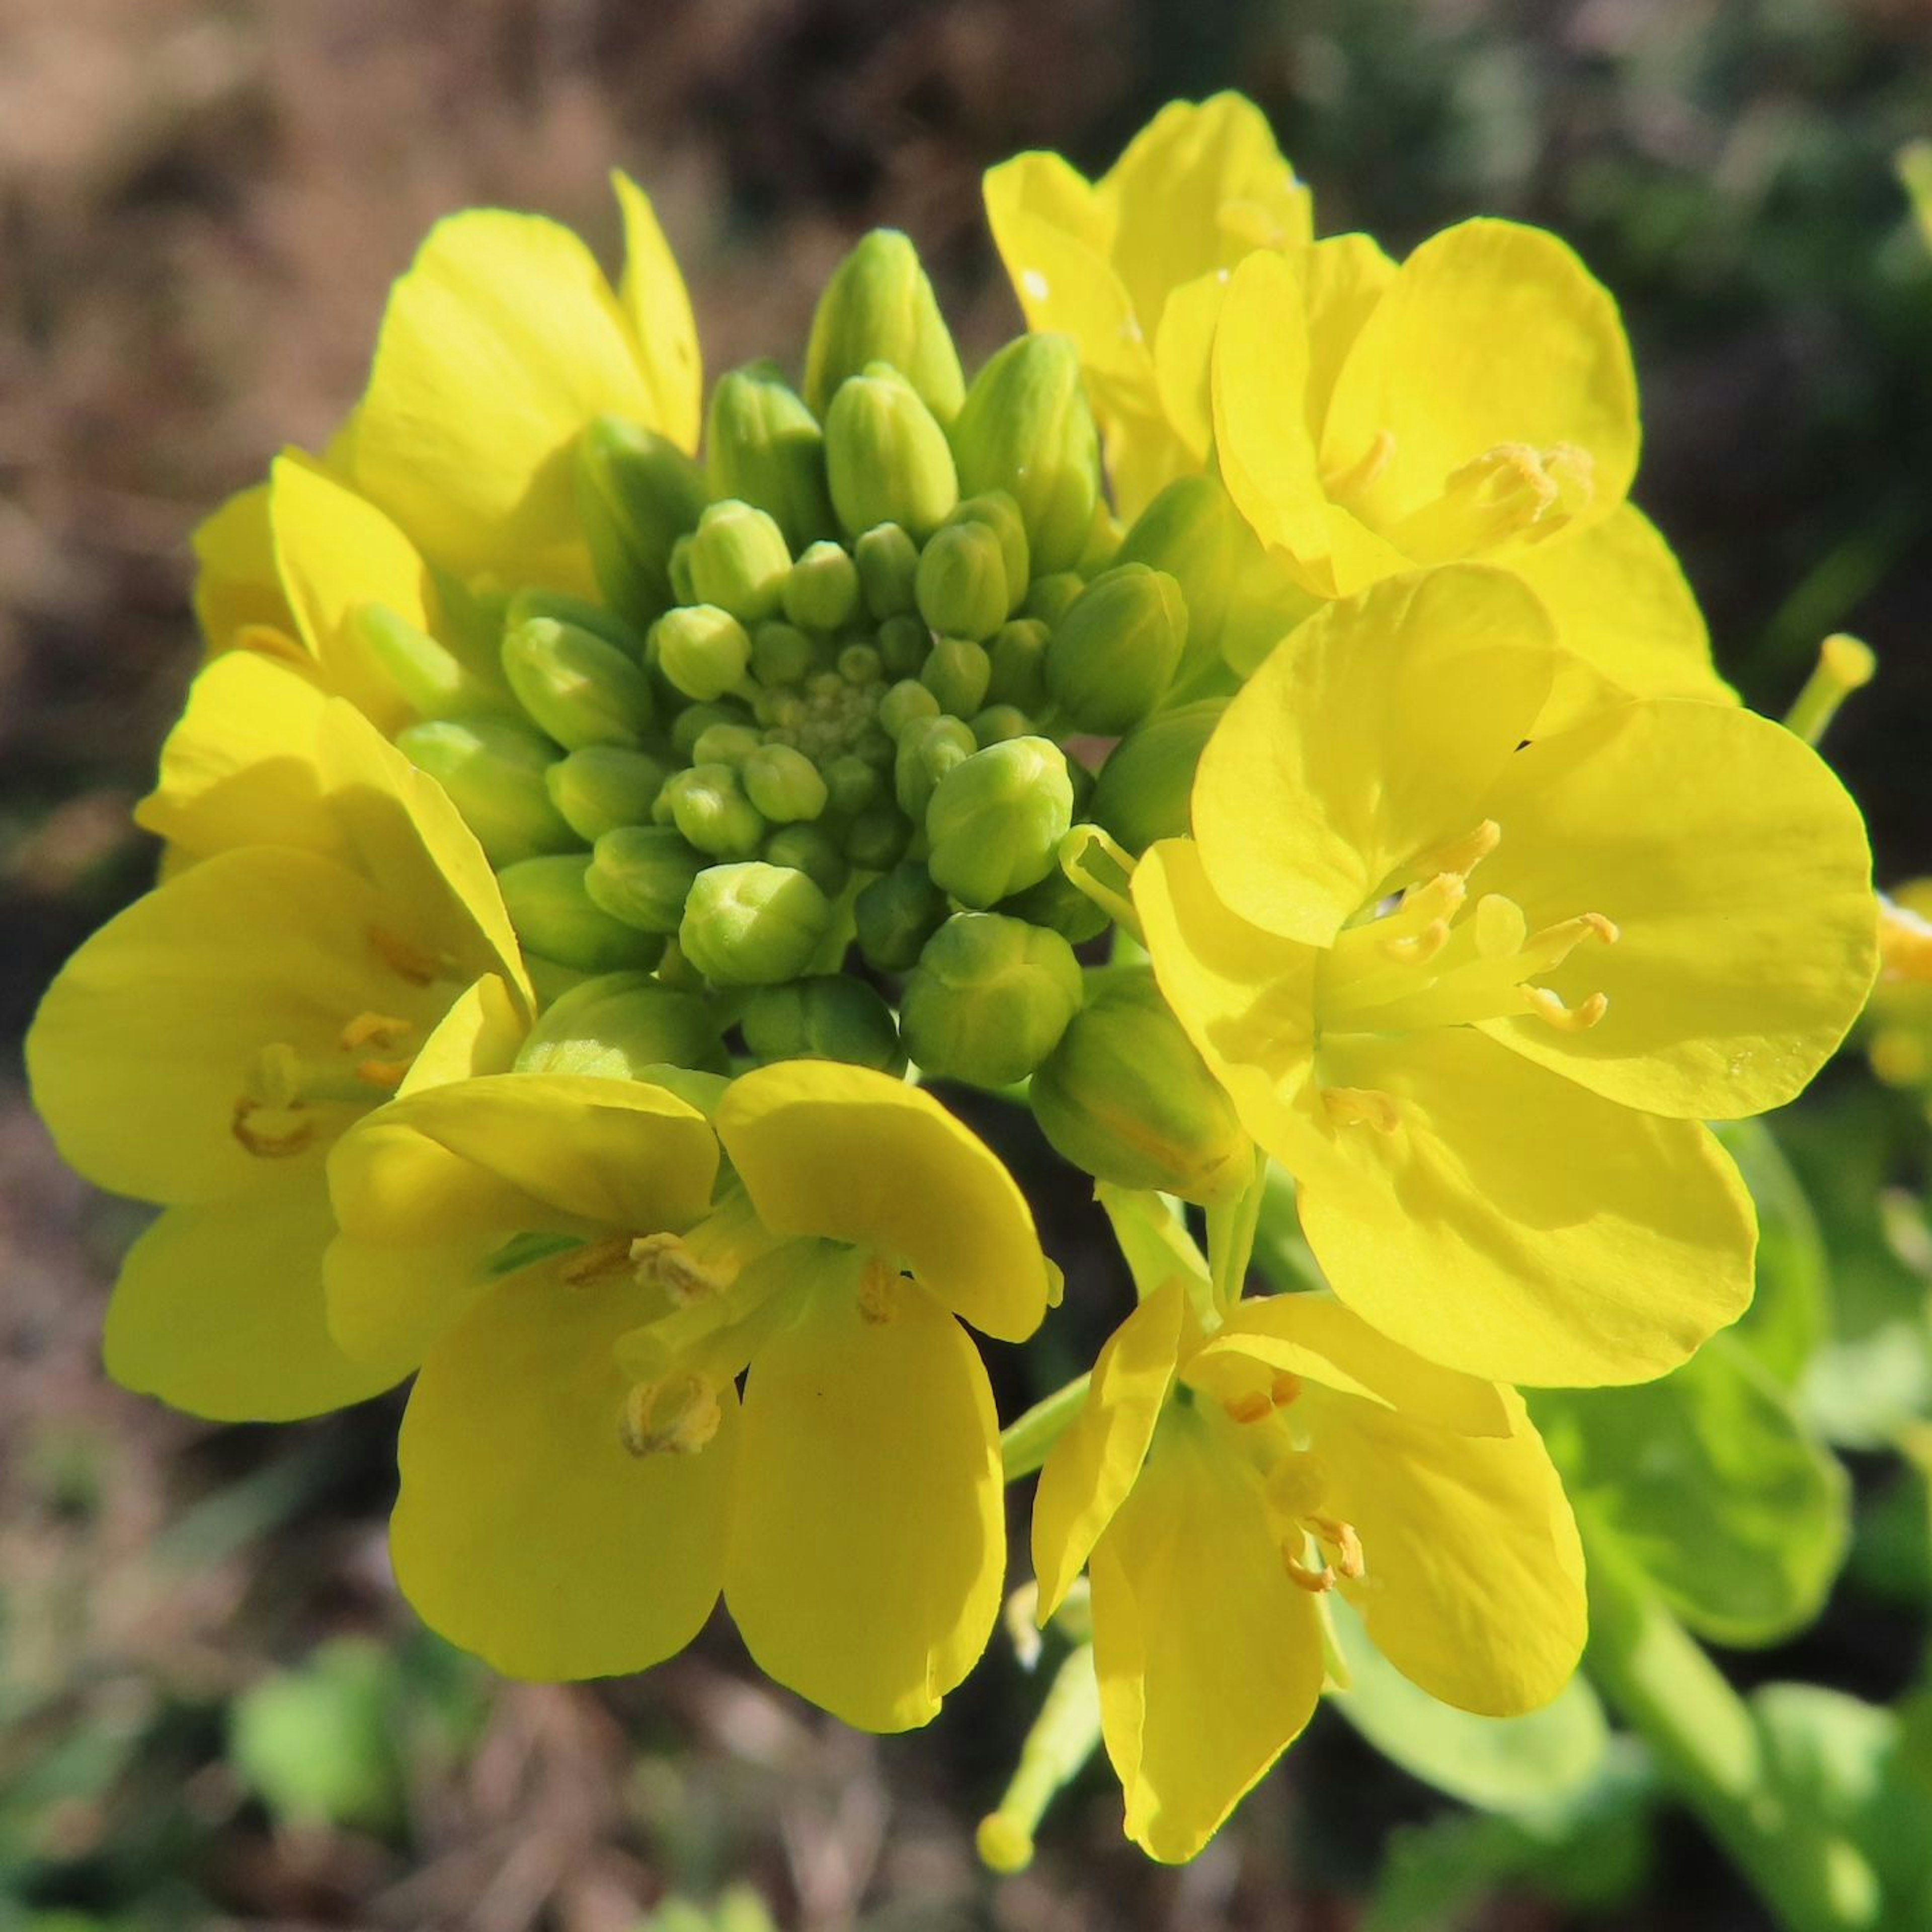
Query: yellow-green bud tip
976 1812 1034 1875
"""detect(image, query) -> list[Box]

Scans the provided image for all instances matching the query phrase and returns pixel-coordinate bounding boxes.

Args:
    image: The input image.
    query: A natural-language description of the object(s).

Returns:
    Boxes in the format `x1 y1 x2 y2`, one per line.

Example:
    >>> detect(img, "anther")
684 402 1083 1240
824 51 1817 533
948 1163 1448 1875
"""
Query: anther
230 1098 315 1159
1406 821 1500 887
354 1057 411 1089
619 1372 722 1457
1322 1087 1401 1132
858 1253 901 1325
1223 1390 1274 1425
1283 1547 1336 1594
1311 1515 1366 1581
1382 917 1451 965
560 1236 635 1285
1269 1372 1303 1408
629 1232 727 1305
339 1012 414 1052
366 925 442 986
1525 986 1609 1032
1321 428 1396 505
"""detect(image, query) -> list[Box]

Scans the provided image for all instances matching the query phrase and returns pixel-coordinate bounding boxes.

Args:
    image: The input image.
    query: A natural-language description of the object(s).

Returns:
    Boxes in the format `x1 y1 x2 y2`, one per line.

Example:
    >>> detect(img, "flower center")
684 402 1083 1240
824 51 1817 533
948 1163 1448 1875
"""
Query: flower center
1222 1386 1369 1595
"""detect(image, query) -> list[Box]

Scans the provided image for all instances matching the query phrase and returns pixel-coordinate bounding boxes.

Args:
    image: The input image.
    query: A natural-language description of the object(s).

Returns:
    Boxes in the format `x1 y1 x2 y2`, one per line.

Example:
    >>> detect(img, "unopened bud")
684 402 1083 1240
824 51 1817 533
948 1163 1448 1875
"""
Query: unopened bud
1033 973 1251 1204
822 753 882 817
502 617 656 750
854 859 949 971
546 745 674 843
497 854 666 972
353 603 511 721
661 763 767 860
743 742 829 824
875 611 929 677
504 587 645 661
926 737 1074 909
996 863 1110 944
575 415 710 628
762 822 849 897
705 361 838 552
782 541 863 632
879 677 941 741
683 499 792 624
855 523 922 618
651 604 752 702
950 335 1101 575
395 716 576 866
584 825 707 934
1090 699 1225 853
742 975 905 1074
804 228 966 424
1023 573 1085 626
690 720 763 769
894 713 977 818
1115 475 1243 674
844 806 914 871
669 699 750 760
1045 564 1187 734
920 636 992 718
970 704 1033 747
915 520 1009 641
986 618 1052 713
514 970 725 1079
679 861 832 986
825 367 960 541
901 913 1083 1087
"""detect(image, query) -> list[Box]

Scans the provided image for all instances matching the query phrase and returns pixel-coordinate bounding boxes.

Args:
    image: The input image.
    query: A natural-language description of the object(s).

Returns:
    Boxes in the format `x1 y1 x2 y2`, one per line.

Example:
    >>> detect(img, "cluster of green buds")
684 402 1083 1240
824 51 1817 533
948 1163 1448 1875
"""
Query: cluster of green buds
356 229 1252 1203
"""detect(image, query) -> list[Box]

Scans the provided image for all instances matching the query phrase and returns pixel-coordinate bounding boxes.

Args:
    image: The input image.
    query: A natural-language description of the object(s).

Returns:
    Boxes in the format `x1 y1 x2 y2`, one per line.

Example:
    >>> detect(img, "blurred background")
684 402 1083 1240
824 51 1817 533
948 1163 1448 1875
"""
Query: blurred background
4 2 1932 1926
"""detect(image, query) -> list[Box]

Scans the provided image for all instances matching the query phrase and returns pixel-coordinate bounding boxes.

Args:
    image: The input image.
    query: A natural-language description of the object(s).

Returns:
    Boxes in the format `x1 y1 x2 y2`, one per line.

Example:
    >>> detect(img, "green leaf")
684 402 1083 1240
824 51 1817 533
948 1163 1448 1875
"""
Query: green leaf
1715 1117 1832 1387
1324 1595 1609 1814
1531 1332 1849 1647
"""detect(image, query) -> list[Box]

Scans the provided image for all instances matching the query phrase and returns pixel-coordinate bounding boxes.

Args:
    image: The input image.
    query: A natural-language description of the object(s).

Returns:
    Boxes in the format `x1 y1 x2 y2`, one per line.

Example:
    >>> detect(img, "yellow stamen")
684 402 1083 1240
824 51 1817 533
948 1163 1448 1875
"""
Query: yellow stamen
1321 427 1396 505
1222 1390 1274 1425
230 1098 315 1159
1323 1087 1401 1132
1382 917 1451 965
354 1057 411 1089
559 1236 634 1285
1270 1371 1303 1408
858 1253 901 1325
1405 820 1500 888
339 1012 414 1052
1283 1548 1335 1594
1525 985 1609 1032
1880 896 1932 984
619 1372 722 1457
1311 1515 1365 1581
630 1232 727 1305
367 924 441 986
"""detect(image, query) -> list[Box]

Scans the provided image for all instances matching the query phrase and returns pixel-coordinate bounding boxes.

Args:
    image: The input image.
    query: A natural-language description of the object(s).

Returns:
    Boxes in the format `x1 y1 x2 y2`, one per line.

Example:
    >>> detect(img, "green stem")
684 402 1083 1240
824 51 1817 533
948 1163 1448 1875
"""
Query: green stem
1206 1150 1268 1312
977 1642 1103 1873
1583 1526 1876 1932
1001 1374 1092 1481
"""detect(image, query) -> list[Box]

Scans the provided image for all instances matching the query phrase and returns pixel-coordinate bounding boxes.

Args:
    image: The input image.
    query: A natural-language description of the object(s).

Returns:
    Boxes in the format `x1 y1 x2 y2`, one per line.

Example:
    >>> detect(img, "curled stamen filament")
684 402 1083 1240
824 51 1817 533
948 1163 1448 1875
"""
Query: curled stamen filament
1525 986 1609 1032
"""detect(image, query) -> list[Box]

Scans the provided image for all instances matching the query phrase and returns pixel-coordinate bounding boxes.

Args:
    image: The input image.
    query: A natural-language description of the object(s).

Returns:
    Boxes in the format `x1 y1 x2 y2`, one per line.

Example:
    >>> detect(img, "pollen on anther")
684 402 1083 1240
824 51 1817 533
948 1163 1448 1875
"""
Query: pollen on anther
1525 985 1609 1032
354 1057 411 1089
367 924 441 986
1223 1390 1274 1425
1283 1547 1336 1594
1270 1371 1303 1408
340 1012 413 1052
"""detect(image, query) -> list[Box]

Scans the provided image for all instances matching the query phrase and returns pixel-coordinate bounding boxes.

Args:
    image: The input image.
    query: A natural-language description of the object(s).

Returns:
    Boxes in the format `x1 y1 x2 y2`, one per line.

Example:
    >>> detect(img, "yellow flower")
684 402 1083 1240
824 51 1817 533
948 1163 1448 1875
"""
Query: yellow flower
25 665 530 1419
1032 1278 1584 1863
1134 566 1877 1387
323 1060 1053 1731
1865 884 1932 1089
985 94 1313 519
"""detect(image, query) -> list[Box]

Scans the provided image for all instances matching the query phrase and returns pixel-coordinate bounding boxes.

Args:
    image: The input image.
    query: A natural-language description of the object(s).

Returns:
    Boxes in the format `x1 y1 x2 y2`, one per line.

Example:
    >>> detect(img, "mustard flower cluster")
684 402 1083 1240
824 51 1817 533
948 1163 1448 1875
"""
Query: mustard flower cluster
28 94 1881 1864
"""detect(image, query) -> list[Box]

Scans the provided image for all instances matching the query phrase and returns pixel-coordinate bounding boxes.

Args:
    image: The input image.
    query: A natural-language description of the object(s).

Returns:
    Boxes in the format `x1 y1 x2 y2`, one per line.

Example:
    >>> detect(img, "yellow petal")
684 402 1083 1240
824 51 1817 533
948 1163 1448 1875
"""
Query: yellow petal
397 974 528 1094
326 1072 718 1369
1151 271 1229 466
1191 566 1558 942
26 846 424 1205
392 1265 735 1679
1319 1387 1587 1715
612 170 702 454
1188 1290 1511 1437
351 206 656 589
1508 503 1733 708
1475 697 1877 1117
318 700 532 1012
1090 1405 1324 1863
134 651 345 867
1301 232 1398 435
714 1061 1050 1343
725 1271 1004 1732
190 481 295 652
1032 1280 1185 1618
105 1169 403 1421
271 451 439 730
1301 1026 1755 1386
1321 218 1639 537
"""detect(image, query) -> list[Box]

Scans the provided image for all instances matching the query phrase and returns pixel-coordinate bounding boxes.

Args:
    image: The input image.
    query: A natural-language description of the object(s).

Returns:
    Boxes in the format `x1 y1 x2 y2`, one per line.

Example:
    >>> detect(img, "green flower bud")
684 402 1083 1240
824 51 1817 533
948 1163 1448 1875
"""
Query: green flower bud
690 721 763 769
1022 572 1085 626
679 861 832 987
742 742 829 823
651 604 752 702
749 620 815 688
949 491 1030 612
782 541 862 632
854 859 949 971
575 415 709 628
498 855 665 972
1031 973 1251 1204
825 369 959 541
353 603 512 721
914 521 1008 641
684 499 792 624
875 611 929 677
803 228 966 424
546 745 673 843
514 970 725 1079
667 533 697 605
395 716 576 866
925 737 1075 909
1115 474 1243 674
845 806 913 871
855 523 921 619
583 824 706 933
920 636 992 719
742 976 905 1074
970 704 1032 748
501 617 656 750
1077 501 1125 575
901 913 1082 1087
878 677 941 740
705 361 837 552
504 587 645 661
762 822 849 897
1044 564 1187 735
894 713 976 819
950 335 1101 574
669 698 749 759
1090 699 1225 854
837 640 883 686
822 753 882 817
995 863 1110 944
986 618 1052 713
662 763 766 860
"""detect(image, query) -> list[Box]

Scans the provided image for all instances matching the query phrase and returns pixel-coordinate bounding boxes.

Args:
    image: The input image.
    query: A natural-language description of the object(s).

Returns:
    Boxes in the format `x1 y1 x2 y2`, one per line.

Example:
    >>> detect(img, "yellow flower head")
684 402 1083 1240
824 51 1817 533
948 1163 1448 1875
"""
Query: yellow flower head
323 1060 1052 1731
1865 884 1932 1089
985 94 1313 519
1134 566 1878 1387
1032 1279 1584 1863
25 660 529 1419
